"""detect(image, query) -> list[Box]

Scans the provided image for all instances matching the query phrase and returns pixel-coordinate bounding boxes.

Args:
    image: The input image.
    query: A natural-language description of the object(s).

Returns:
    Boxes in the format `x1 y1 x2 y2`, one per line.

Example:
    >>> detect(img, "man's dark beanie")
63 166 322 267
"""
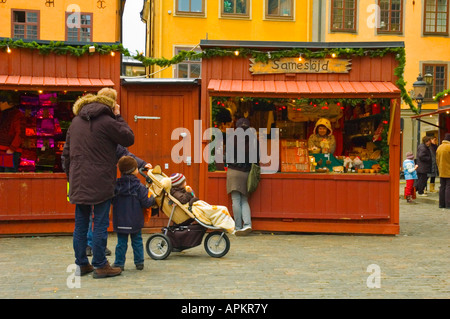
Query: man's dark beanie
118 156 138 175
444 133 450 141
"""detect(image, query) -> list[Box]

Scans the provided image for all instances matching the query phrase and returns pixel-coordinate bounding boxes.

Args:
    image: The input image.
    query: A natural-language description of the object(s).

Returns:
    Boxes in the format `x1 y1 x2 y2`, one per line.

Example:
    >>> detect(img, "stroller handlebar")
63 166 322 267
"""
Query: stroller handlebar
139 167 153 184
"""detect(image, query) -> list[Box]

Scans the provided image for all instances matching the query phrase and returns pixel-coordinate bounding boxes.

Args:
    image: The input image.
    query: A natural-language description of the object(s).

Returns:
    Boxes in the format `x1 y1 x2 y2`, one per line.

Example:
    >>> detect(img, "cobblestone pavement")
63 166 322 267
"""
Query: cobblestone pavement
0 184 448 300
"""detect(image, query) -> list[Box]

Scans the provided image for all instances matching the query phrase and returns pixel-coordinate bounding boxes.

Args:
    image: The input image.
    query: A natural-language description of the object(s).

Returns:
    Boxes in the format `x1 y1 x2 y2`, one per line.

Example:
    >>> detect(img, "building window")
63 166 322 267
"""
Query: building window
222 0 250 17
424 0 449 35
266 0 293 19
330 0 357 32
65 12 93 42
377 0 403 33
12 10 40 40
176 0 205 16
423 64 448 100
174 47 202 79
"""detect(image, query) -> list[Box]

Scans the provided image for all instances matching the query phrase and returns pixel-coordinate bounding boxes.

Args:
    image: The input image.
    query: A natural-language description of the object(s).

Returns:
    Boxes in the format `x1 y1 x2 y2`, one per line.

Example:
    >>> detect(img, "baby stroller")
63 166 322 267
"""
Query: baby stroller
139 166 231 260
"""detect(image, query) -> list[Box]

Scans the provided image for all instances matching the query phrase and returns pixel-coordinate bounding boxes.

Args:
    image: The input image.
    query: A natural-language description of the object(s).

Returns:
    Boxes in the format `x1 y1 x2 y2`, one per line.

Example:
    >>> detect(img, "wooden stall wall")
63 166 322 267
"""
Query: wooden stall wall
199 52 401 235
120 82 201 232
0 49 121 235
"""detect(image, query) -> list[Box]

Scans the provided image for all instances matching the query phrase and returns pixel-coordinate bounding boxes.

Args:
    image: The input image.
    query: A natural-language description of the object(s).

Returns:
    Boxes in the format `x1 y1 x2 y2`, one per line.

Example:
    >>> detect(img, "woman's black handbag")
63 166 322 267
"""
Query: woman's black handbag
247 163 261 193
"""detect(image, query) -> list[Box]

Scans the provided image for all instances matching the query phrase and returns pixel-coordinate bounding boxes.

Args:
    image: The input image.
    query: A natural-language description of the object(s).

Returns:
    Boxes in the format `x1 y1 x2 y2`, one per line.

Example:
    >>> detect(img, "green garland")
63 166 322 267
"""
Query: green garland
434 89 450 102
0 38 415 112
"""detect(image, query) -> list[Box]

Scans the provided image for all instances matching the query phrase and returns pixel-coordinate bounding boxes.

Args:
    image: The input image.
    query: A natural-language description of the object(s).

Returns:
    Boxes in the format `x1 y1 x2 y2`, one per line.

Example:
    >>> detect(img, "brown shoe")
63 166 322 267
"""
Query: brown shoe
77 264 94 276
93 262 122 279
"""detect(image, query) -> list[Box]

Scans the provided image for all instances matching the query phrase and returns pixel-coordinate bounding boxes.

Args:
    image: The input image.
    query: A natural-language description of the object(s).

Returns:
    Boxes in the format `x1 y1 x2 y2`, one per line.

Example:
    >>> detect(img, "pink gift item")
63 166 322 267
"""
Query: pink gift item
36 118 55 136
39 93 57 106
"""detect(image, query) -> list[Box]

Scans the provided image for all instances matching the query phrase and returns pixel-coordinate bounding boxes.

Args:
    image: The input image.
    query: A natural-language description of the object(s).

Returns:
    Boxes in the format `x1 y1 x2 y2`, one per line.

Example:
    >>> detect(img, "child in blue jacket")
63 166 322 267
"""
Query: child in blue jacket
112 156 155 270
403 152 418 204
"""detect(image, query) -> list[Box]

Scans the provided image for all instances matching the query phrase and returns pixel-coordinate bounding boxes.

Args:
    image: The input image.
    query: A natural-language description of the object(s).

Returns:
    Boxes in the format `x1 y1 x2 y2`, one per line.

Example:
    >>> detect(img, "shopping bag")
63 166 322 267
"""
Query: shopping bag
0 151 14 168
247 163 261 193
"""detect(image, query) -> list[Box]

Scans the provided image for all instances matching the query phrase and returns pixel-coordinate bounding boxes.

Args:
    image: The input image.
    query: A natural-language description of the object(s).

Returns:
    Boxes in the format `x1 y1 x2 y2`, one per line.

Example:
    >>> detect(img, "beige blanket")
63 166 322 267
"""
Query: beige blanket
189 200 235 234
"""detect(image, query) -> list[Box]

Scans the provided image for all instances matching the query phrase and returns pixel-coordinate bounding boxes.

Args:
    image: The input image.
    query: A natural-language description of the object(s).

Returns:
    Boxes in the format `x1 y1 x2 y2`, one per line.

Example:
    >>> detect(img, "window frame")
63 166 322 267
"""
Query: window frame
11 9 40 40
265 0 294 20
173 46 202 79
423 0 449 35
377 0 403 34
422 63 448 101
175 0 206 16
65 12 93 42
221 0 250 18
330 0 357 33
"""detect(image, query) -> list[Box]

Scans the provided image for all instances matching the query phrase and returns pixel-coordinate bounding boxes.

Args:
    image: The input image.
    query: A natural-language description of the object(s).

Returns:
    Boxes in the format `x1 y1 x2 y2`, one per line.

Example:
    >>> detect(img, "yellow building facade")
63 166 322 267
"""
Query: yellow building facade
143 0 314 78
0 0 123 43
311 0 450 152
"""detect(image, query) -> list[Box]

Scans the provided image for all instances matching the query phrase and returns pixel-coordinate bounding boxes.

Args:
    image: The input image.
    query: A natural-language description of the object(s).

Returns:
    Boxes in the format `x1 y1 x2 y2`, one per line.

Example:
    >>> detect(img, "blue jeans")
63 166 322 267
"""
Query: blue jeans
231 191 251 230
87 215 93 248
73 199 111 268
114 231 144 267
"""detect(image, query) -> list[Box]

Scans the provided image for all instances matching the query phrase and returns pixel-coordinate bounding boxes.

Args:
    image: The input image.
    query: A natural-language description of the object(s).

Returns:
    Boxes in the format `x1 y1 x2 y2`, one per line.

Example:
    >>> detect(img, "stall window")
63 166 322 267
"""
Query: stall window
423 0 449 35
209 97 390 174
265 0 293 20
423 64 447 100
65 12 93 42
176 0 205 16
0 91 92 173
174 47 202 79
222 0 250 17
377 0 403 34
12 10 40 40
330 0 357 32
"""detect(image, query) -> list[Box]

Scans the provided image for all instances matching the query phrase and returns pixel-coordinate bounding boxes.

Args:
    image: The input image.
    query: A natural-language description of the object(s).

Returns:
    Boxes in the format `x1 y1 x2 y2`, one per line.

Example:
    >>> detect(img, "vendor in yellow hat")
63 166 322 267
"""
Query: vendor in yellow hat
307 118 336 154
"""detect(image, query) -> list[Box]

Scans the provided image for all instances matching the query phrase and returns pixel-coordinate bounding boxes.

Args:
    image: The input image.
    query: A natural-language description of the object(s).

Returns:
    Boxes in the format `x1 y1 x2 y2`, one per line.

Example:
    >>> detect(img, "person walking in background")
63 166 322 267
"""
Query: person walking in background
112 156 155 271
428 136 439 193
226 118 258 236
403 152 418 204
436 133 450 209
416 136 432 197
62 88 134 279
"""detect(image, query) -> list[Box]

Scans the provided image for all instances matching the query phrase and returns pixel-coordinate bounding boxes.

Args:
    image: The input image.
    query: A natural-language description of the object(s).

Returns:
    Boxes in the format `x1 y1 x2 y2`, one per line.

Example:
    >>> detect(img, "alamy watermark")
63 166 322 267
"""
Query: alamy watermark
66 264 81 289
366 264 381 288
171 120 280 174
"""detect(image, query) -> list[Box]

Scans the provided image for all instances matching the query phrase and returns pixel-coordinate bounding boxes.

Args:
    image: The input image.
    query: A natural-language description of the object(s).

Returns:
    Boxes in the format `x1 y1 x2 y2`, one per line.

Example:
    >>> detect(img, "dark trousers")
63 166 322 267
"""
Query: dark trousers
439 177 450 209
416 173 428 194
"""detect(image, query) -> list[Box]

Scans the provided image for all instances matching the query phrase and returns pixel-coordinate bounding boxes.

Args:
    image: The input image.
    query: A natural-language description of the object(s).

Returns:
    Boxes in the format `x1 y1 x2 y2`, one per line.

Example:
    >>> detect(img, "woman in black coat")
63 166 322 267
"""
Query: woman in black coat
416 136 432 196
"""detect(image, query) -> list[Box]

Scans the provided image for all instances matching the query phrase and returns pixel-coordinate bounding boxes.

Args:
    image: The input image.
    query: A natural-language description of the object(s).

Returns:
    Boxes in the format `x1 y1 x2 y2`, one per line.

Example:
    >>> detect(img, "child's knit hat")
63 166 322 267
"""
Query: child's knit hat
170 173 185 187
405 152 414 160
118 156 138 175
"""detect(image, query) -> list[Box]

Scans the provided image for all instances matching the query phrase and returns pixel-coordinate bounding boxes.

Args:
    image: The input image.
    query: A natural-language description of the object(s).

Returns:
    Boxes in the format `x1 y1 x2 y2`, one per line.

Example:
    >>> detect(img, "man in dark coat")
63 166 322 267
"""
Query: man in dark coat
416 136 432 196
62 89 134 278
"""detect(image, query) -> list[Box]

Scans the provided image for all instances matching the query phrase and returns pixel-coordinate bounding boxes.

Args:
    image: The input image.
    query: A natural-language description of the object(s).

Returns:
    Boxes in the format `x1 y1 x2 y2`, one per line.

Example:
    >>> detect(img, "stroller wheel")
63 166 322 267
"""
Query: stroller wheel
146 234 172 260
204 231 230 258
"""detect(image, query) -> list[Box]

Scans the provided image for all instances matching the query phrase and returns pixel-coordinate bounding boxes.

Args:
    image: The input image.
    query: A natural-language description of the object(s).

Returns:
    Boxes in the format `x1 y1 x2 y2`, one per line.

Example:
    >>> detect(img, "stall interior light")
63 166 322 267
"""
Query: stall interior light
6 46 11 53
234 50 239 56
110 51 115 57
298 54 303 62
331 53 337 58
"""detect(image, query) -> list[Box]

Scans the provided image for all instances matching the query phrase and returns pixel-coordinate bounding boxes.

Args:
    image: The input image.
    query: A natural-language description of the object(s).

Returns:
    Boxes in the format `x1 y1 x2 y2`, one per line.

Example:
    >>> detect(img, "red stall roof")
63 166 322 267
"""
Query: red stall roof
0 75 114 87
207 79 400 97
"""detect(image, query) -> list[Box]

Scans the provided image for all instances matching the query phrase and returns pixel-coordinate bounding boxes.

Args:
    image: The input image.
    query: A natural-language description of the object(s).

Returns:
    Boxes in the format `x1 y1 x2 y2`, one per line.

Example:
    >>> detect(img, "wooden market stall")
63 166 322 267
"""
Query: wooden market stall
411 93 450 142
198 40 403 235
0 41 121 235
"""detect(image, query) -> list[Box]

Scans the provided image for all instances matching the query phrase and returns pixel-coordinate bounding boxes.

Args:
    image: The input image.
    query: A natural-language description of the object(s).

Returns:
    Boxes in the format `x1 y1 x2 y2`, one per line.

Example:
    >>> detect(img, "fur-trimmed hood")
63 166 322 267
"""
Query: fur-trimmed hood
72 94 116 117
313 118 333 136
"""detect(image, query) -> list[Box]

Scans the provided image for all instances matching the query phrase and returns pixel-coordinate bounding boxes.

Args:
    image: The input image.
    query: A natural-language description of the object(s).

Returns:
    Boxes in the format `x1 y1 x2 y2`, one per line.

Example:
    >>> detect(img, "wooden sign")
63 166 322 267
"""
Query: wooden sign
250 57 351 75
